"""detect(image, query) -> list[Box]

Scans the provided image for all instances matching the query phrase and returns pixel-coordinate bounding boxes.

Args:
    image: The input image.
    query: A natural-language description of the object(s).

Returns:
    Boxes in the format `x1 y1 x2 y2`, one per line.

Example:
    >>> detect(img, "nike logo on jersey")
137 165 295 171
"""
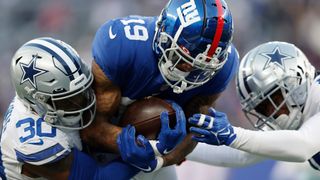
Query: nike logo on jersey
28 139 44 145
109 26 117 39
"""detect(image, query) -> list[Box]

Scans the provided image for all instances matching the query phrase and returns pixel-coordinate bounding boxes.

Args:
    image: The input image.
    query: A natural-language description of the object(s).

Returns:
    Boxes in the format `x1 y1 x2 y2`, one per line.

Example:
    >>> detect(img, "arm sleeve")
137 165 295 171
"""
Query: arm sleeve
69 148 140 180
186 143 264 167
92 19 131 88
231 113 320 162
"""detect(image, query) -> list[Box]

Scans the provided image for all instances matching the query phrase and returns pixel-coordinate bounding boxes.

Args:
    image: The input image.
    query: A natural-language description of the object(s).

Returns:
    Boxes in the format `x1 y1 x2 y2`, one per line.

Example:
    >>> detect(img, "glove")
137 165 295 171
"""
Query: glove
150 101 187 156
188 107 236 146
117 125 163 172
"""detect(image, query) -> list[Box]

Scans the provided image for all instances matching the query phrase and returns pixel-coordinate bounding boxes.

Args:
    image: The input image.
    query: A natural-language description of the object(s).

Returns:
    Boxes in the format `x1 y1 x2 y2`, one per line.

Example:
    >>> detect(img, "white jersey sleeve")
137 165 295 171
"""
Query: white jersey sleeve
14 125 72 166
230 77 320 162
187 143 265 167
0 97 80 179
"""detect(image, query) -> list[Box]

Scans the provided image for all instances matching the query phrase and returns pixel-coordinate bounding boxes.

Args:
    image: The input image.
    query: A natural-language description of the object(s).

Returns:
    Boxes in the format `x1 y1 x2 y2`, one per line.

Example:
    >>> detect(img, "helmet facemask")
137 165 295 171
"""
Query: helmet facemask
156 31 228 93
26 73 96 130
242 75 305 130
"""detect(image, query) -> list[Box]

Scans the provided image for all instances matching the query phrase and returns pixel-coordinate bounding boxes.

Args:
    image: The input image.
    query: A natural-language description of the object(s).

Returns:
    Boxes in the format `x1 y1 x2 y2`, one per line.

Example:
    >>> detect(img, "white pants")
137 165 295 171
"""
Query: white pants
132 165 177 180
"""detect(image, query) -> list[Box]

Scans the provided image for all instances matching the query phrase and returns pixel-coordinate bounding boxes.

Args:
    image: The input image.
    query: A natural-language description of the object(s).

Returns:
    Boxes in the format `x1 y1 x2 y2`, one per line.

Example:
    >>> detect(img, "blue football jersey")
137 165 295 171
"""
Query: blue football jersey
92 15 239 105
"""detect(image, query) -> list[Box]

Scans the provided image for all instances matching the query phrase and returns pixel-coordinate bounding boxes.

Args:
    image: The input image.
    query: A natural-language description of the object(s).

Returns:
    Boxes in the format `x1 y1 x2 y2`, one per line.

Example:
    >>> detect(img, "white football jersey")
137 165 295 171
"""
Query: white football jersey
301 75 320 122
0 96 82 179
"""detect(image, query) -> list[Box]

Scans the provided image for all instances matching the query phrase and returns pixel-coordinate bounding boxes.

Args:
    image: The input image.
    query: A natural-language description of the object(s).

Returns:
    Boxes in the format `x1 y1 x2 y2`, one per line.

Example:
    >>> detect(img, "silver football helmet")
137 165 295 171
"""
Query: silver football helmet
236 41 315 130
10 37 96 130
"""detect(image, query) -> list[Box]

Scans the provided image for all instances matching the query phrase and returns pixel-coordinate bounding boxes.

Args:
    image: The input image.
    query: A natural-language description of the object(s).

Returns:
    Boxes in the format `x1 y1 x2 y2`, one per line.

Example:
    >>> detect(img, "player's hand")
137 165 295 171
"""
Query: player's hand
188 108 236 146
117 125 163 172
150 101 187 156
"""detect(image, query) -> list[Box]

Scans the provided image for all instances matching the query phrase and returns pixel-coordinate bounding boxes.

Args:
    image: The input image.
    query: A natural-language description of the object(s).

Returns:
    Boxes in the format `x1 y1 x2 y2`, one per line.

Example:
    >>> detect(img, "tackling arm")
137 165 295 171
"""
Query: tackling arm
231 113 320 162
80 61 122 153
190 108 320 162
187 143 265 167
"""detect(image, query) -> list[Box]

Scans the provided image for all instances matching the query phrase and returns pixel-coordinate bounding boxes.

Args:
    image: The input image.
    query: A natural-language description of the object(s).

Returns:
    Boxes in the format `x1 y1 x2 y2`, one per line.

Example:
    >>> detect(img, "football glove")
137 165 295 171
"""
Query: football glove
117 125 163 172
189 107 236 146
150 101 187 156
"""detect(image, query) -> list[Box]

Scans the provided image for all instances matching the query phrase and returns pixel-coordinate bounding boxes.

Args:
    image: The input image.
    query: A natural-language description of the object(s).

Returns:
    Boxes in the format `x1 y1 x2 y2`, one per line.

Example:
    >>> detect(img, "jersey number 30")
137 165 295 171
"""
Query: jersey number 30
16 118 56 143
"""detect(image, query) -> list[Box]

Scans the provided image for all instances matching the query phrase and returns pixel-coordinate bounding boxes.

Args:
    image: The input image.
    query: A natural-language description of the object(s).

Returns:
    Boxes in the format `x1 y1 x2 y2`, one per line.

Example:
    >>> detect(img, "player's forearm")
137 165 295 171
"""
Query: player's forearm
187 143 264 167
231 125 320 162
80 114 121 153
163 133 197 166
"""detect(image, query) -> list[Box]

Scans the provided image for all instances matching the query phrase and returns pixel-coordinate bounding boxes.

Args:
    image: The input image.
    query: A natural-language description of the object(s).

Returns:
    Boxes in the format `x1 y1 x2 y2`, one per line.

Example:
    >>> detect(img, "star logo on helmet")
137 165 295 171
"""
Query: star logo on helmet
261 47 294 70
20 54 48 88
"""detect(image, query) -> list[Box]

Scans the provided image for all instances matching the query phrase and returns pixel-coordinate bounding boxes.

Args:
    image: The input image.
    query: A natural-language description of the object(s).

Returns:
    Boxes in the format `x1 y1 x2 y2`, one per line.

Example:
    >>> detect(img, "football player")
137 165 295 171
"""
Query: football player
0 37 172 179
80 0 239 179
188 41 320 174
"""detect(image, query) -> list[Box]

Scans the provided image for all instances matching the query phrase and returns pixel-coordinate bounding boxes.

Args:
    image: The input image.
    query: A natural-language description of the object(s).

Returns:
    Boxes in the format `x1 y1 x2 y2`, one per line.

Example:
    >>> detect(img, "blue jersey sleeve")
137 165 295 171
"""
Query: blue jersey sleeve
92 16 159 95
69 148 139 180
92 19 129 87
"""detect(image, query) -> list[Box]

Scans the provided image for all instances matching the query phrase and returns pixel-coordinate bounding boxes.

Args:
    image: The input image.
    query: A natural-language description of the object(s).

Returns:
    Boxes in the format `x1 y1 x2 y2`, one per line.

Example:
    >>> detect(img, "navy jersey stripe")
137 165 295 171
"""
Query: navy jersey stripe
309 152 320 171
15 143 66 163
0 148 7 180
26 43 75 81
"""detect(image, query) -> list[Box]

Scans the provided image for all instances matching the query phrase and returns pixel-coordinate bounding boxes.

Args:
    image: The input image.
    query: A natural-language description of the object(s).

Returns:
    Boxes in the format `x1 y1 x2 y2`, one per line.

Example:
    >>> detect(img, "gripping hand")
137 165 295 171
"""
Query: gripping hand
117 125 163 172
189 108 236 146
150 101 187 156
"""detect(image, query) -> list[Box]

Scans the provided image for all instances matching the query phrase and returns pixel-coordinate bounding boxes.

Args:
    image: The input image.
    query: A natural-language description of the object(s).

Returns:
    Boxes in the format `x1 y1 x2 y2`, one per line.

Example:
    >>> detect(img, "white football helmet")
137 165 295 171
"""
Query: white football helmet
236 41 315 130
10 37 96 130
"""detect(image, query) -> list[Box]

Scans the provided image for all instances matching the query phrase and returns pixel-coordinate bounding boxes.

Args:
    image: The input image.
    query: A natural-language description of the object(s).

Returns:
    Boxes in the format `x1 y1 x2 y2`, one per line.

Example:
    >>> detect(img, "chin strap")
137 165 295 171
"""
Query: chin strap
173 81 187 94
160 61 189 94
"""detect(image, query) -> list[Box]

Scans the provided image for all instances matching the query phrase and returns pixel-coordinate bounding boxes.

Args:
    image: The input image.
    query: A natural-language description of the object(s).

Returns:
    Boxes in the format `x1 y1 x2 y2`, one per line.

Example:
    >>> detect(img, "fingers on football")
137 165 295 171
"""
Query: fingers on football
127 125 138 148
160 111 170 130
137 134 153 155
171 102 186 129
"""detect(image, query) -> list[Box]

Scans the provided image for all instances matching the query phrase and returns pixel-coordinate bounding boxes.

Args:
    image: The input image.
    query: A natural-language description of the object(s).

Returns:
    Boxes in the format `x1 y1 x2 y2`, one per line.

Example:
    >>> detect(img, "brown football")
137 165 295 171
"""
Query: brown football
119 97 176 140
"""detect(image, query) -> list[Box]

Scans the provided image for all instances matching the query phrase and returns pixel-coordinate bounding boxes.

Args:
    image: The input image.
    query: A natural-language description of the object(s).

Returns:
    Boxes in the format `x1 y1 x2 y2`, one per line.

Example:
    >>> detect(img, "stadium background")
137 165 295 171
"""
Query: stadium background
0 0 319 179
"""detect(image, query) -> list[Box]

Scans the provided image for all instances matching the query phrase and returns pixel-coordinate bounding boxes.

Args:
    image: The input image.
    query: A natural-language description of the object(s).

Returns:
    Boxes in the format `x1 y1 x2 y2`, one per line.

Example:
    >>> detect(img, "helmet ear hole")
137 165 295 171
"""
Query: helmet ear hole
15 56 23 64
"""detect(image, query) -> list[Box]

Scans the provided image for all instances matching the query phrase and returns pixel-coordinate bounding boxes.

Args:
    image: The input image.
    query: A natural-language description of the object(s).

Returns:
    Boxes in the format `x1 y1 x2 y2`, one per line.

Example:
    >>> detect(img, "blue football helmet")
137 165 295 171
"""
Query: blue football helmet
153 0 233 93
10 37 96 130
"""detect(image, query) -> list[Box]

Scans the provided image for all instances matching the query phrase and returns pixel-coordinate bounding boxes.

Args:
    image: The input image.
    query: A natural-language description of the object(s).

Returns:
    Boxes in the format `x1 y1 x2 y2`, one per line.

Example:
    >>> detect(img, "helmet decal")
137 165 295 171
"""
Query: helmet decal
177 0 201 27
260 46 294 70
20 54 48 89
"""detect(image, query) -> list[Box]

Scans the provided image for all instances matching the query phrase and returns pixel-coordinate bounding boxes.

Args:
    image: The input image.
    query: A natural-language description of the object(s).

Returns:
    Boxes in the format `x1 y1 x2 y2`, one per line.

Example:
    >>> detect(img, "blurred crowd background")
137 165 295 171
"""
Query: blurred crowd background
1 0 320 179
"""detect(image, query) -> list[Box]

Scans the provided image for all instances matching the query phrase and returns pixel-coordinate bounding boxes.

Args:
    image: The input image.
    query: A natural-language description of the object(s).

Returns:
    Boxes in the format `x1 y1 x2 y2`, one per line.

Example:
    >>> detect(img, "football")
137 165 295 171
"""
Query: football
119 97 176 140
